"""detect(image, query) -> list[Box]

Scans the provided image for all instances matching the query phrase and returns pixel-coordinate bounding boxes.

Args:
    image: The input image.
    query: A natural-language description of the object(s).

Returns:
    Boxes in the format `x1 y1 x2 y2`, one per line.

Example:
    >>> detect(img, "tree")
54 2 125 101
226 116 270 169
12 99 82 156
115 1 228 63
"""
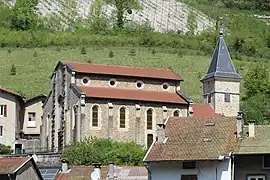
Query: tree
0 0 12 28
103 0 141 29
11 0 39 30
0 144 12 154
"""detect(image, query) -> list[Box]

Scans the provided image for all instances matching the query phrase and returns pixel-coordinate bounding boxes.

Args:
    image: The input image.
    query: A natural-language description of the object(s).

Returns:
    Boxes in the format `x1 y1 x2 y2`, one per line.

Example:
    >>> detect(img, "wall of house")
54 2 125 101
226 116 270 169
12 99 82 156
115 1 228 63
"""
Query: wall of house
82 99 188 147
16 161 41 180
23 101 43 135
148 159 232 180
76 74 179 93
234 155 270 180
0 92 17 148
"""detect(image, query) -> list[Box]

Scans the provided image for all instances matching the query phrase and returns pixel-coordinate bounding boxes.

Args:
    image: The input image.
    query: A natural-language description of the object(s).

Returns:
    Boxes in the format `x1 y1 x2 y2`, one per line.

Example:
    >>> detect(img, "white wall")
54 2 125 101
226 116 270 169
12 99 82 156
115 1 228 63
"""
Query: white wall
148 159 231 180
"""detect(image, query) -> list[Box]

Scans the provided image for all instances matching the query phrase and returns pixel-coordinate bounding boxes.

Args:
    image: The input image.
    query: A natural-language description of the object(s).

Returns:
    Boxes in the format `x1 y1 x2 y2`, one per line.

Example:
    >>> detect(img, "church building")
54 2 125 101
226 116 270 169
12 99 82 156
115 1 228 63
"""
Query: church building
40 31 241 152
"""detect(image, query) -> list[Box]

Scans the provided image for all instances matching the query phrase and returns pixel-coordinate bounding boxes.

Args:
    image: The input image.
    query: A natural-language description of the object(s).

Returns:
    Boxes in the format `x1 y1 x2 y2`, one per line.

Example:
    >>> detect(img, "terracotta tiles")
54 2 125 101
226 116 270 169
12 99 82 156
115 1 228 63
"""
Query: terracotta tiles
0 157 29 173
192 103 223 117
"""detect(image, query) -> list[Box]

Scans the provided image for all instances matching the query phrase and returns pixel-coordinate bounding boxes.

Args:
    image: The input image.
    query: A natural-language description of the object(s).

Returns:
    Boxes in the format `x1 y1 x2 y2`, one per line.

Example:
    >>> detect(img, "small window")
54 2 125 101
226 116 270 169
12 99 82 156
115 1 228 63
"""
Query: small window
109 79 117 87
119 107 126 128
81 77 90 85
183 161 196 169
146 109 153 130
181 175 197 180
0 105 7 117
92 105 99 127
0 126 3 136
225 93 230 102
28 112 36 121
247 175 265 180
136 81 144 89
147 134 153 149
173 110 180 117
263 155 270 169
207 95 211 103
162 83 169 91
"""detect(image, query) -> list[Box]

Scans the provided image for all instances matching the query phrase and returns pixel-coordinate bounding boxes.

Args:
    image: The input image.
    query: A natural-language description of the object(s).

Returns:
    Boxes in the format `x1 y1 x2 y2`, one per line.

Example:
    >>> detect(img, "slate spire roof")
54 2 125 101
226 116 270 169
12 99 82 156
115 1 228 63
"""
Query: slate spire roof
201 30 241 81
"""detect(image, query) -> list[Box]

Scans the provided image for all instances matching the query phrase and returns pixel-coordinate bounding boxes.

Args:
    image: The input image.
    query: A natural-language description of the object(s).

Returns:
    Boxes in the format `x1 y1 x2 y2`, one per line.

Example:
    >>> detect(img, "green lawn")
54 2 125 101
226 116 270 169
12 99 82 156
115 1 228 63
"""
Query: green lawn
0 46 254 102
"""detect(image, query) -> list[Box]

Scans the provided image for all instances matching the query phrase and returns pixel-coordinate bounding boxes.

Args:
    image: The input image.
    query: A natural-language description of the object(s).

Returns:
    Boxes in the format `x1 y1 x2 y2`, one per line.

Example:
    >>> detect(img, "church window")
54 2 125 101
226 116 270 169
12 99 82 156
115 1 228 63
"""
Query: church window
173 110 180 117
92 105 99 127
225 93 231 102
162 83 169 91
109 79 117 87
147 109 153 130
136 81 144 89
82 76 90 85
119 107 126 128
147 134 153 149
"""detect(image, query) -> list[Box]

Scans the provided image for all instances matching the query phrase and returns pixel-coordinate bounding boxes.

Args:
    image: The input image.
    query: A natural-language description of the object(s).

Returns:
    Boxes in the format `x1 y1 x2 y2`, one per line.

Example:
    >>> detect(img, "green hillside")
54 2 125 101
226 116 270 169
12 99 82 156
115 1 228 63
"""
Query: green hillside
0 46 257 101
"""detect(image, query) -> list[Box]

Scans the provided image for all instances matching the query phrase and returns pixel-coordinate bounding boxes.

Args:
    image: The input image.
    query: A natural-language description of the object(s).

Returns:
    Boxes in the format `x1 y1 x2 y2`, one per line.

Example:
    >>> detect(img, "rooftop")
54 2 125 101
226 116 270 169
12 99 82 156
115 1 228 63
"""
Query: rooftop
144 116 237 162
234 125 270 155
0 87 22 98
62 61 182 81
192 103 224 117
0 157 29 173
78 86 188 104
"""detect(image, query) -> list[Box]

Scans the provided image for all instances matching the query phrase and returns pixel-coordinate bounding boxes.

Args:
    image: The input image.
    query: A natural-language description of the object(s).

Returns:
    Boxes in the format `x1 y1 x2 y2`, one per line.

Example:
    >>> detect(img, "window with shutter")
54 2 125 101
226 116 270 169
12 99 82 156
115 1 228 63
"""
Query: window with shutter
0 126 3 136
0 105 6 117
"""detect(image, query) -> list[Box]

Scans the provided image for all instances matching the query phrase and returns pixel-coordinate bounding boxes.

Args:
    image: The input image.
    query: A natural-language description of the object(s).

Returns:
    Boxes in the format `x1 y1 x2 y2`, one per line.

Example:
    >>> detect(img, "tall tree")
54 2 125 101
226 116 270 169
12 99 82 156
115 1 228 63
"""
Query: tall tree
0 0 12 28
103 0 141 28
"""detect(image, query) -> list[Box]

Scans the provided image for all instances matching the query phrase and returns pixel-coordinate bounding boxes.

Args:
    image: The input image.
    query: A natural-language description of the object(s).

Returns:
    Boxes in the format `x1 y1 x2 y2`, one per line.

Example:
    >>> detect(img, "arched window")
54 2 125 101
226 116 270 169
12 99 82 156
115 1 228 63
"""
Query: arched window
119 107 126 128
147 134 153 149
147 109 153 130
92 105 99 127
173 110 180 117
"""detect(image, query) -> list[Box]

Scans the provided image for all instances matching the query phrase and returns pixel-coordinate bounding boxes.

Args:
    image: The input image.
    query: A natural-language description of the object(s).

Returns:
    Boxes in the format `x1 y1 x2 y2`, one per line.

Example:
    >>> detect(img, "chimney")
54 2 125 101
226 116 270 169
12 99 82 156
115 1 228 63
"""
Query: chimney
61 160 70 173
236 111 243 139
108 162 114 180
156 123 166 143
248 120 255 138
189 102 193 117
91 163 101 180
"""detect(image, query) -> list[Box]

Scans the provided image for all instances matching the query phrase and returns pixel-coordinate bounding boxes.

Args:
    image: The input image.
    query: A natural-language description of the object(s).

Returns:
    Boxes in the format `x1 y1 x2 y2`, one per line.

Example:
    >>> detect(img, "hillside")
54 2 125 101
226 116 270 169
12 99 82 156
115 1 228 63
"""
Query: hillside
0 46 259 102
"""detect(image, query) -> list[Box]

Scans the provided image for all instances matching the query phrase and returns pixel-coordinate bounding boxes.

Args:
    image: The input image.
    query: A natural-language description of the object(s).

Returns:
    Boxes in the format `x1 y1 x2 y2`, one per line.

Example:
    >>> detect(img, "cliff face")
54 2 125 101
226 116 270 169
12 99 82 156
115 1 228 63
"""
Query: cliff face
4 0 215 33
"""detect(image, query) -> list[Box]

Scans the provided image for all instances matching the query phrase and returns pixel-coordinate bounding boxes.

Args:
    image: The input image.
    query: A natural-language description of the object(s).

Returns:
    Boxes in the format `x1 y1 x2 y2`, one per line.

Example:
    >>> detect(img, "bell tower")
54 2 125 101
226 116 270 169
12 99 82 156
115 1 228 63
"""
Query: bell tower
201 30 241 117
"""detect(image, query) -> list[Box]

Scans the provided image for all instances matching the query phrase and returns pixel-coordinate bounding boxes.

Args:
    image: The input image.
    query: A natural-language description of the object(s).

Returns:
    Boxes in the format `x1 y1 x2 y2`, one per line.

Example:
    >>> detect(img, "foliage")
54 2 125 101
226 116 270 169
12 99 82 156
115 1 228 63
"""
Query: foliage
103 0 141 28
0 0 12 28
81 46 87 54
11 0 39 30
108 50 114 58
187 10 197 35
62 137 145 166
243 63 270 124
0 143 13 154
129 48 136 56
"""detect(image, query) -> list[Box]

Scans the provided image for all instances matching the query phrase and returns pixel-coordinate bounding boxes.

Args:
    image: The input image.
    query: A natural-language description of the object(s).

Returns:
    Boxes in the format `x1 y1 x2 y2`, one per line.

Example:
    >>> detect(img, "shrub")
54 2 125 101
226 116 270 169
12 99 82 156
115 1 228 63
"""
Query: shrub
129 48 136 56
0 144 12 154
81 46 87 54
62 137 145 166
108 50 114 58
7 49 12 54
33 51 37 57
10 64 16 75
151 49 156 54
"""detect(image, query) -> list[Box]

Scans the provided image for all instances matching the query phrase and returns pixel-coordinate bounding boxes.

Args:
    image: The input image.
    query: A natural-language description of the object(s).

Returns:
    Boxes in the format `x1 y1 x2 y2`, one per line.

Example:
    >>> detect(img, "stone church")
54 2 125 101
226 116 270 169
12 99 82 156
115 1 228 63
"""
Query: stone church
40 31 241 152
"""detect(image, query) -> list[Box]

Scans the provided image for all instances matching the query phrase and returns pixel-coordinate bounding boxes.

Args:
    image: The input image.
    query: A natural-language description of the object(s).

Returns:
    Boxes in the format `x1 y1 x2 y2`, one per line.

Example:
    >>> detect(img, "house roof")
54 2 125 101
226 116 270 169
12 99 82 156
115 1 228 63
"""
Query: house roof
201 32 241 81
234 125 270 155
26 94 47 105
55 165 147 180
192 103 224 117
0 157 29 173
0 87 22 98
144 116 237 162
79 86 188 104
61 61 182 81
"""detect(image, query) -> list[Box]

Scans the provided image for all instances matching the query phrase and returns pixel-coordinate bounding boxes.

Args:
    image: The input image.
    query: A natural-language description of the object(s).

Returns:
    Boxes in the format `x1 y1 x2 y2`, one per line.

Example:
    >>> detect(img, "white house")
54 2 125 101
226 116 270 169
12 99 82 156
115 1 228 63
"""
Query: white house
143 116 237 180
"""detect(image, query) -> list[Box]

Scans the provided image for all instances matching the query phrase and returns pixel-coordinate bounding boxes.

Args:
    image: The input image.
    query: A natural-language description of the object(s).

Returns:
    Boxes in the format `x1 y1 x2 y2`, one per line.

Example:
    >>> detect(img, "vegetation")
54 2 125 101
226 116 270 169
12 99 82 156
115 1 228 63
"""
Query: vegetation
62 138 145 166
0 143 12 154
243 64 270 124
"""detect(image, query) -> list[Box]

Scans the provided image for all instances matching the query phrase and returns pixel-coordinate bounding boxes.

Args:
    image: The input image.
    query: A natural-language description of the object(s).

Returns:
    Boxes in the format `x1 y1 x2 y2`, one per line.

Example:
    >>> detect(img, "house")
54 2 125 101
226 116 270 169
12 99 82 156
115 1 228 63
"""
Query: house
0 156 43 180
40 61 192 152
143 116 237 180
0 87 24 153
234 121 270 180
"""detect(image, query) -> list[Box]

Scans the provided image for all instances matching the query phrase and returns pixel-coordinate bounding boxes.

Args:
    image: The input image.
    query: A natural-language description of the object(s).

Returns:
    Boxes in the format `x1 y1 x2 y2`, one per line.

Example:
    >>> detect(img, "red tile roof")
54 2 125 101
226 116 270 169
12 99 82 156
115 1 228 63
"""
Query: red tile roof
63 61 182 81
0 87 22 97
0 157 29 173
192 103 224 117
79 86 188 104
144 116 237 162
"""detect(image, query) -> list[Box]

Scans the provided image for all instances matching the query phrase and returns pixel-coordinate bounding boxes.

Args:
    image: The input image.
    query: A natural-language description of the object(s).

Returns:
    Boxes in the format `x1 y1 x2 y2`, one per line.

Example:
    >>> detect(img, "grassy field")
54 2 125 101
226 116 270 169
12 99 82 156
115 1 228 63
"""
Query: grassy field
0 46 260 102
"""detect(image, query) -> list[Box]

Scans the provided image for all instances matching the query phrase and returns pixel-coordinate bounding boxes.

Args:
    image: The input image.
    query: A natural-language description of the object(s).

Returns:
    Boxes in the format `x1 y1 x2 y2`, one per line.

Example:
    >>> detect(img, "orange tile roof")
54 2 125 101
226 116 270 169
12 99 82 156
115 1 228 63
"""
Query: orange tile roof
145 116 237 162
192 103 224 117
63 61 182 81
79 86 188 104
0 157 29 173
0 87 22 97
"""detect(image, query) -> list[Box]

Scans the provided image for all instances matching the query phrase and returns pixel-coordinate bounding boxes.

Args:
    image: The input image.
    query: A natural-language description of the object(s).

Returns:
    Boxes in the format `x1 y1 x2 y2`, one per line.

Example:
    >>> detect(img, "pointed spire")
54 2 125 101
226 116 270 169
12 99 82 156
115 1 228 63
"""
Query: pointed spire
201 28 241 81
